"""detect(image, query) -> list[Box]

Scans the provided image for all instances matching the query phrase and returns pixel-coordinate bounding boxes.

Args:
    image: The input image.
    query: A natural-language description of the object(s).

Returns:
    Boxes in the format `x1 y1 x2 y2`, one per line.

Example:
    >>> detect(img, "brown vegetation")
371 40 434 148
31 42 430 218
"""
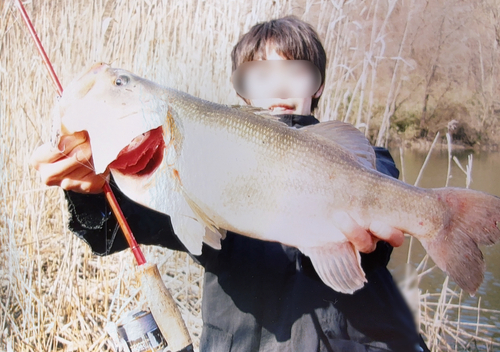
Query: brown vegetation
1 0 499 351
313 0 500 148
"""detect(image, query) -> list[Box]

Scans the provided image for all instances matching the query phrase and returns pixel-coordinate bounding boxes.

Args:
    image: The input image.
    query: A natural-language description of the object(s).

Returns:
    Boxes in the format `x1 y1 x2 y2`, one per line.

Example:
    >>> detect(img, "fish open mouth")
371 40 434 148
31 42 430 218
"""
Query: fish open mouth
109 126 164 176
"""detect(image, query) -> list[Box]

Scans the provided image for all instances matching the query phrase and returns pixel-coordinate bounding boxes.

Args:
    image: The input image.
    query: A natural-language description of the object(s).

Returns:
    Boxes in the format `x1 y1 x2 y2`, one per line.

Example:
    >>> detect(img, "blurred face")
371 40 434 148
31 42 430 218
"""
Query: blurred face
232 48 324 115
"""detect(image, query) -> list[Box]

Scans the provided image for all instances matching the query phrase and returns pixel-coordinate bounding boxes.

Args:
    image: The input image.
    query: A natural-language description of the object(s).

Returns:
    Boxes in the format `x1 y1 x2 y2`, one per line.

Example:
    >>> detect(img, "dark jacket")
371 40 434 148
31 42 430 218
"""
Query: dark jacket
66 114 428 352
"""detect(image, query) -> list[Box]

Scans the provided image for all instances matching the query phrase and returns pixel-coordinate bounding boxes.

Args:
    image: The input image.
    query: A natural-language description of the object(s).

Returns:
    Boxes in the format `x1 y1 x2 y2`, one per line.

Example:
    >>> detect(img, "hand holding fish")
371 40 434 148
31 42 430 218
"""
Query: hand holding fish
30 131 109 194
333 211 404 252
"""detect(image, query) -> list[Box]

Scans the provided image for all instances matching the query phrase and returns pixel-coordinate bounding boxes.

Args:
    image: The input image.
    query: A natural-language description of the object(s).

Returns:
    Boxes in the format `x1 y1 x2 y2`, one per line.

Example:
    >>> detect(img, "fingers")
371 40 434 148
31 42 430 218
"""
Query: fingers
36 144 94 187
333 211 377 253
30 131 90 170
30 131 108 194
38 156 108 193
333 212 405 253
369 221 405 248
60 169 109 193
57 131 89 155
30 143 65 169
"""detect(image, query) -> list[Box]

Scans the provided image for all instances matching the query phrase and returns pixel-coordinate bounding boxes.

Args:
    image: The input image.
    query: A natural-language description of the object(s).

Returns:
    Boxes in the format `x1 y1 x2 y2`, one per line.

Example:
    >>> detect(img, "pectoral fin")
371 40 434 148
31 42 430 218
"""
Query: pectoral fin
301 242 367 294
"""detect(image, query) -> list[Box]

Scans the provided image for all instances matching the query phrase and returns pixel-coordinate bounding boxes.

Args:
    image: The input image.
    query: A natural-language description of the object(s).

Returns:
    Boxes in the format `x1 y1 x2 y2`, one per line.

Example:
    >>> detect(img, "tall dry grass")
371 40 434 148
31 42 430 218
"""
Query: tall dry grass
0 0 498 351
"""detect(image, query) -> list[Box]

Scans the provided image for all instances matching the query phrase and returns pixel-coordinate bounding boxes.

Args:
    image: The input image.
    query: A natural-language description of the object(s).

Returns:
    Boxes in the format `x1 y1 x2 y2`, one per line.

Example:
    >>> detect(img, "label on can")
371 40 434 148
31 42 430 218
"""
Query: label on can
109 309 169 352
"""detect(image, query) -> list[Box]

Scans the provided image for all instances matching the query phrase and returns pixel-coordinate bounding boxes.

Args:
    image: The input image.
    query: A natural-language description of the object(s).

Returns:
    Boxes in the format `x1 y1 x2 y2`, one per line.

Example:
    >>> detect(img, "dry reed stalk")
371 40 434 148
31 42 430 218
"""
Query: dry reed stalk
375 0 413 147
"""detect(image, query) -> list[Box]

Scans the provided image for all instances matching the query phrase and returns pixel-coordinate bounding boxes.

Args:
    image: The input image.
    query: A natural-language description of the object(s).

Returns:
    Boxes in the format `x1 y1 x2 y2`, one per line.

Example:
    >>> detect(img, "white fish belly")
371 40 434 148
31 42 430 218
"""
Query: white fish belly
175 119 351 248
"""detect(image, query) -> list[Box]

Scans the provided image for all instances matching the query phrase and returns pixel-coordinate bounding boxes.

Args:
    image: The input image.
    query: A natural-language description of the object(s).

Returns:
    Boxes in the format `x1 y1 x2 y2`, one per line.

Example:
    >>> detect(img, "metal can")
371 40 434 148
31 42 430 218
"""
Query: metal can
109 309 169 352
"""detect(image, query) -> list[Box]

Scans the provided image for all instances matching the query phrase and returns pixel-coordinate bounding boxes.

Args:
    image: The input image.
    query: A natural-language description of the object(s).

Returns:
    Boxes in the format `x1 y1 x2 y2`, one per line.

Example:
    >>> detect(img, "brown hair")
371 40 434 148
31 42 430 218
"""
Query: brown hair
231 16 326 111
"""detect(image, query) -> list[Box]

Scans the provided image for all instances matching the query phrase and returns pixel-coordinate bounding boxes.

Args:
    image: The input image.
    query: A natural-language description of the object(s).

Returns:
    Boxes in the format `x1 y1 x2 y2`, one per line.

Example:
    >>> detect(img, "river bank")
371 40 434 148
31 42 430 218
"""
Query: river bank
387 137 500 153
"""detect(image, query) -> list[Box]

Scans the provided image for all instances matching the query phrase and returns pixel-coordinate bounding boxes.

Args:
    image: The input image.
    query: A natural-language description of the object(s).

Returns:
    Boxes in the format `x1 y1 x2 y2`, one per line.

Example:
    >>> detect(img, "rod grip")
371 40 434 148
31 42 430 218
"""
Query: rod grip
136 263 193 352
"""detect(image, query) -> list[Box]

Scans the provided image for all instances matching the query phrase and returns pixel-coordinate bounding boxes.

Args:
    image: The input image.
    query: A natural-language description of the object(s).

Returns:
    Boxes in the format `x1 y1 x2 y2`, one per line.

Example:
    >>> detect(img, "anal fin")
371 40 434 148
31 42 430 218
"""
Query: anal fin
302 242 367 294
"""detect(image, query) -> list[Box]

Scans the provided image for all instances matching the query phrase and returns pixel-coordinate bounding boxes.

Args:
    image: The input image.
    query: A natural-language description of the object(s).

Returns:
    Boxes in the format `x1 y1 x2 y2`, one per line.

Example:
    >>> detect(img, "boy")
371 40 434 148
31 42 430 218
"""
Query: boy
32 16 428 352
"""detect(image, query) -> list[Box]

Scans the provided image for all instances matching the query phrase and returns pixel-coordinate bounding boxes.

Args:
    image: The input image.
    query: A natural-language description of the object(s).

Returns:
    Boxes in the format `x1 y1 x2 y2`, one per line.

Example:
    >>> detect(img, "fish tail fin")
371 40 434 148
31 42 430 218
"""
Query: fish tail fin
420 188 500 295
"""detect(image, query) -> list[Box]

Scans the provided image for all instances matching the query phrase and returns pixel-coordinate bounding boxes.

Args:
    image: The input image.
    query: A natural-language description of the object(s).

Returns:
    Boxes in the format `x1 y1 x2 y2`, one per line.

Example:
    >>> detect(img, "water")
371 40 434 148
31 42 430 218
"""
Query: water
387 147 500 345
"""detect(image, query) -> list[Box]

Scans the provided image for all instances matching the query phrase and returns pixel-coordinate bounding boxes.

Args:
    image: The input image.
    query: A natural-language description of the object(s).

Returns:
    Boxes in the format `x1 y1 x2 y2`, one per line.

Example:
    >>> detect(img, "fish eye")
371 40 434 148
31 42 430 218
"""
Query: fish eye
114 75 130 86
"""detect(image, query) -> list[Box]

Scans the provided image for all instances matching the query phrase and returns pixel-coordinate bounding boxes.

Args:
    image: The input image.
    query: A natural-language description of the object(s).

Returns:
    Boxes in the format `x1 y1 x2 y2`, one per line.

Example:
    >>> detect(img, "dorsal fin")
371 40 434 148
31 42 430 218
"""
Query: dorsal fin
231 107 376 168
230 105 285 123
230 104 275 116
303 120 376 169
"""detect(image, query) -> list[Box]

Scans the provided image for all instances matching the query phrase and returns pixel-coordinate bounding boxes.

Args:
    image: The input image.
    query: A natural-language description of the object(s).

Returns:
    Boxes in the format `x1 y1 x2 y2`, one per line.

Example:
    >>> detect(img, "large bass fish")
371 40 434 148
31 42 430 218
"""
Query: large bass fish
55 63 500 295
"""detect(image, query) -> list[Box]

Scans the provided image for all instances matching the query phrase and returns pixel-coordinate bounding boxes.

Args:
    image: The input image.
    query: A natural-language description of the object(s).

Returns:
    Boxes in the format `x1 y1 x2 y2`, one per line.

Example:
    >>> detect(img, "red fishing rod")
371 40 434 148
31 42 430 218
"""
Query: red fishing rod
15 0 146 266
16 1 193 351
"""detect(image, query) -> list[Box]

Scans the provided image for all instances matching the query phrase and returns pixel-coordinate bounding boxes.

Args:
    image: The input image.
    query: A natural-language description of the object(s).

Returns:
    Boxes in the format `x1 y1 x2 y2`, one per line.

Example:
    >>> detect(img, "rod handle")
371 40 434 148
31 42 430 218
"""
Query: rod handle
137 263 193 352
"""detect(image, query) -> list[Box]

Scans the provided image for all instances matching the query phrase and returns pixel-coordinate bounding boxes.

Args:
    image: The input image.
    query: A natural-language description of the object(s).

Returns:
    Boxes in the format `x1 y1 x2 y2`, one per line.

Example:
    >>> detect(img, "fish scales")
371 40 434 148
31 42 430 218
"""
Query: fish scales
169 94 367 239
174 99 434 241
56 63 500 295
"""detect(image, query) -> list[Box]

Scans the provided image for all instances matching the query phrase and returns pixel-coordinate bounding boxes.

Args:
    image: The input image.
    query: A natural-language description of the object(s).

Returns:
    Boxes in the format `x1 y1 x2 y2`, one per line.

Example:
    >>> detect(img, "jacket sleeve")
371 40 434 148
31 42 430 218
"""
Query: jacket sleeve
373 146 399 179
66 178 188 256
